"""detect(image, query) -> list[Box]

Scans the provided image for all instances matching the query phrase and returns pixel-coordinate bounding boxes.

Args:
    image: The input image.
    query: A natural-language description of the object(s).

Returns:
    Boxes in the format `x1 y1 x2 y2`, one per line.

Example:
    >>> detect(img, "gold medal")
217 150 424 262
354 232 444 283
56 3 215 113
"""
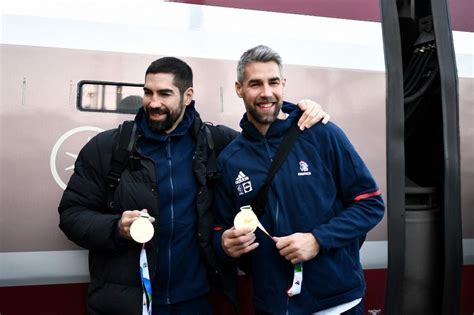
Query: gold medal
234 205 258 233
130 212 154 243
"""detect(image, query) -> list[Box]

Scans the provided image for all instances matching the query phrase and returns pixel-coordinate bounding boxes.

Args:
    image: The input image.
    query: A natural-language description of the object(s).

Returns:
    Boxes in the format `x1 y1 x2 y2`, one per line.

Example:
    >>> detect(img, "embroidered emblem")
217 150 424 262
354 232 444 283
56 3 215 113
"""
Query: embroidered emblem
235 171 249 184
298 160 312 176
299 161 309 172
235 171 253 195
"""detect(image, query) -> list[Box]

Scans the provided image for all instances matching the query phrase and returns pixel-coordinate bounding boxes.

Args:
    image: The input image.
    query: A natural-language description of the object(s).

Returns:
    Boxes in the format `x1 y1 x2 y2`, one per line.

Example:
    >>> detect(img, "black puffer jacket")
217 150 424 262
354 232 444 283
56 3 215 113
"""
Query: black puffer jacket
58 112 238 315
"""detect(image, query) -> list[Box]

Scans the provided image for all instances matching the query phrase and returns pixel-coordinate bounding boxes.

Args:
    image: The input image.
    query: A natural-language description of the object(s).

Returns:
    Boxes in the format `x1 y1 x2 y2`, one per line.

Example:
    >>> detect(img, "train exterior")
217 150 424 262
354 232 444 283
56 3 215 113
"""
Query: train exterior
1 0 472 314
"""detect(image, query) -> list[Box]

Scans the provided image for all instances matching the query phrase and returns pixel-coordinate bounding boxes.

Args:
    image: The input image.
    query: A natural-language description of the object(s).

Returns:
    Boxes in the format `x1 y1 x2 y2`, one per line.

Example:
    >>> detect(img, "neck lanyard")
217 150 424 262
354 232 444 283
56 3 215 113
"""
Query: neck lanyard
140 244 152 315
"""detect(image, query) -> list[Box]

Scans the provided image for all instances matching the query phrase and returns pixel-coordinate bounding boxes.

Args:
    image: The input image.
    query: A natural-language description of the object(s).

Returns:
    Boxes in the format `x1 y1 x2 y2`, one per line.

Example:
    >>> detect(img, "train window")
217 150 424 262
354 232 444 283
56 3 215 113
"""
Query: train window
77 80 144 114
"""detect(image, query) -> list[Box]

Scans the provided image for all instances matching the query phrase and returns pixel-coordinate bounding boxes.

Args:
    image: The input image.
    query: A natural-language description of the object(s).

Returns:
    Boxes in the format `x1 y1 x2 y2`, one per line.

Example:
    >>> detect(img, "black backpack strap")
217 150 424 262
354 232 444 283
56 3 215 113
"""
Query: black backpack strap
206 124 238 156
204 123 239 181
106 120 137 207
251 124 301 219
205 126 221 181
190 114 238 181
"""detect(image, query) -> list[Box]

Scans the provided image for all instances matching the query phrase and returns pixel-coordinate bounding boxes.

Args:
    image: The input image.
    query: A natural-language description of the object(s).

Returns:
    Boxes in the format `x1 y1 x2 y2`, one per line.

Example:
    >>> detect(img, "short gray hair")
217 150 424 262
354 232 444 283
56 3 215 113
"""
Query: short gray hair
236 45 283 82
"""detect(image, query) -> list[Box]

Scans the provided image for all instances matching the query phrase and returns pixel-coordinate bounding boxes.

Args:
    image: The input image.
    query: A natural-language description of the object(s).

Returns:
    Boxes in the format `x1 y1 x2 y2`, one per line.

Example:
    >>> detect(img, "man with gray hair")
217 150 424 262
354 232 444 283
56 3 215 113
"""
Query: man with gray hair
59 54 331 315
213 45 385 314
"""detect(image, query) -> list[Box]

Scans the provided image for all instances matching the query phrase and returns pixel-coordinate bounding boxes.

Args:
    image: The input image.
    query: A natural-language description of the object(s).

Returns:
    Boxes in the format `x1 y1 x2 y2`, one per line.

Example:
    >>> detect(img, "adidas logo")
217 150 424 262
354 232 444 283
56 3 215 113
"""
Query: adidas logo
235 171 249 184
235 171 253 195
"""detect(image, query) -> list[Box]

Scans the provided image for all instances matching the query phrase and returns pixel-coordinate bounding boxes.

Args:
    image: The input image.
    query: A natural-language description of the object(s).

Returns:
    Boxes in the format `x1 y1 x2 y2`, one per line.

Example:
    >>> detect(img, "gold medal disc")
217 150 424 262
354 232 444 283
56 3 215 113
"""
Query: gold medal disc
130 215 154 243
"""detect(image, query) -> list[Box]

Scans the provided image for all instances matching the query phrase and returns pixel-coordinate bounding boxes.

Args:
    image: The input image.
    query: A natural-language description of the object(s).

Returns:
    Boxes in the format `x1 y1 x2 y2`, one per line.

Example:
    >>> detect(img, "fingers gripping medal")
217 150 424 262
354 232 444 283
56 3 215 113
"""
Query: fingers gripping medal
130 212 154 243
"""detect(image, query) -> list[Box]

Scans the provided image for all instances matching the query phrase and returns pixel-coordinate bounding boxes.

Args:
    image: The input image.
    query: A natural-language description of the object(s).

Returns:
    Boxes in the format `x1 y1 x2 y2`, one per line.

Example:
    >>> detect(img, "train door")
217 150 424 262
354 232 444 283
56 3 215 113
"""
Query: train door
381 0 464 313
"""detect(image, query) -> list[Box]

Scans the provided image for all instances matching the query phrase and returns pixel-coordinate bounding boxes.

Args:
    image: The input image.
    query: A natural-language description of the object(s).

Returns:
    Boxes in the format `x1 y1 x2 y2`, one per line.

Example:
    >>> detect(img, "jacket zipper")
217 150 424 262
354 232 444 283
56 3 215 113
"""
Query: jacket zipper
263 138 273 162
265 138 288 314
275 200 280 235
166 137 174 304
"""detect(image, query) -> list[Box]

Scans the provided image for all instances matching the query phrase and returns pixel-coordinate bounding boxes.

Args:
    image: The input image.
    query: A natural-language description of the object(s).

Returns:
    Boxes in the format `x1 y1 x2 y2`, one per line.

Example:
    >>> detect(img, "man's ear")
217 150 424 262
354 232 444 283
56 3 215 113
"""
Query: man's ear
184 87 194 105
235 81 243 98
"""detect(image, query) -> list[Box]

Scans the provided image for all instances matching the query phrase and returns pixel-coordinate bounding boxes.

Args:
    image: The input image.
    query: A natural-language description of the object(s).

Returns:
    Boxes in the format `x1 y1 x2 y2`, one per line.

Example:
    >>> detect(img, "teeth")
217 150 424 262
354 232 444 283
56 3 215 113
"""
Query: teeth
258 103 273 108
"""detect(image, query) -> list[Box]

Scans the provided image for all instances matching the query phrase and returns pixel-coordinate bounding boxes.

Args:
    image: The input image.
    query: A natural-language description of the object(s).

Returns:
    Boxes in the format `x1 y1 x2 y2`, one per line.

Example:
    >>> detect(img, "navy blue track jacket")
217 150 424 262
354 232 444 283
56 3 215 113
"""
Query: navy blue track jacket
136 104 208 307
213 102 385 314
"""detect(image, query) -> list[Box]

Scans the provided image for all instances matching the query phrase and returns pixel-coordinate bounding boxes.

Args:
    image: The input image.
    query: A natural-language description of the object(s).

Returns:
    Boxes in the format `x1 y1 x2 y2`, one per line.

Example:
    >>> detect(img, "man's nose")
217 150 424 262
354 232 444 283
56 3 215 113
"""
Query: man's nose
260 83 273 98
149 95 161 107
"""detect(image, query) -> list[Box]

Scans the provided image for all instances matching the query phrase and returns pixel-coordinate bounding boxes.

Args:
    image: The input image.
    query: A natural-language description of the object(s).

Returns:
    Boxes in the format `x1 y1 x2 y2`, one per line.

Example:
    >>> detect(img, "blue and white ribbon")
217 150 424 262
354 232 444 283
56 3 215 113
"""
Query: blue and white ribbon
140 245 152 315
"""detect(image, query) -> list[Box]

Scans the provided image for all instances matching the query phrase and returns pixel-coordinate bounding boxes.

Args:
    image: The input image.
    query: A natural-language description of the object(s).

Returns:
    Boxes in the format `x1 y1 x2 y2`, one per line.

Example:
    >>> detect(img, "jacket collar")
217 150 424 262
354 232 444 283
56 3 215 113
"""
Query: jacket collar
240 101 301 140
135 101 197 142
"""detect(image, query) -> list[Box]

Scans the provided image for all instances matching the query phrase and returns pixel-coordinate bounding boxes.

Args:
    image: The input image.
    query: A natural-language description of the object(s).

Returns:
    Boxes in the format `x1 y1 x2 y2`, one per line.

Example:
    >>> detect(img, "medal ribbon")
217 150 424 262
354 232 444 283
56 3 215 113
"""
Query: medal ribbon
287 262 303 297
140 244 152 315
238 206 302 297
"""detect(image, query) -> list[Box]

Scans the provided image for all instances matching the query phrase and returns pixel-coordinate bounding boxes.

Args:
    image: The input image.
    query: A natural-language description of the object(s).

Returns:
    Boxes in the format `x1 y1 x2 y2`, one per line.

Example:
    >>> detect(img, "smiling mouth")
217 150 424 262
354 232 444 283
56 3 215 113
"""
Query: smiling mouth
147 107 168 119
149 111 165 118
257 102 275 110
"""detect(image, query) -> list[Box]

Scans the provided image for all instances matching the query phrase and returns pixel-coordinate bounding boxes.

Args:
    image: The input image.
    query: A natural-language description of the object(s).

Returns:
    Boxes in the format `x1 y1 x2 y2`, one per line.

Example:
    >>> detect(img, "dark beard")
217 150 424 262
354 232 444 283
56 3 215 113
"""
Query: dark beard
146 101 185 132
246 102 281 125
